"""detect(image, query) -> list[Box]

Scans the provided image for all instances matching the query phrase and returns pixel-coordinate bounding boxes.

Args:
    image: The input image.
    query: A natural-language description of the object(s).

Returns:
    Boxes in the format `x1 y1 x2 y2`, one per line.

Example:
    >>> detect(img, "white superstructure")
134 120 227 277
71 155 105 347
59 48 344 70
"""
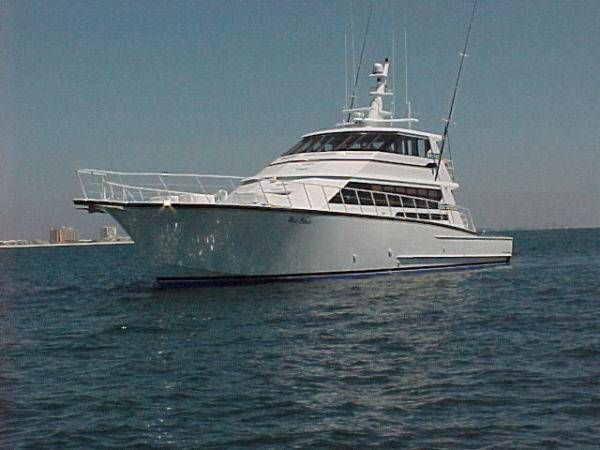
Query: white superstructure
74 58 512 286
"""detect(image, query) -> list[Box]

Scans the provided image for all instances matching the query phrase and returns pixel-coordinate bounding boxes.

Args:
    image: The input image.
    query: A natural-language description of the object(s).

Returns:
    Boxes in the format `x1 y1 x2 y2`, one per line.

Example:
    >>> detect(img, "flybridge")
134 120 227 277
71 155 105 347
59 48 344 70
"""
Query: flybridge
339 59 418 128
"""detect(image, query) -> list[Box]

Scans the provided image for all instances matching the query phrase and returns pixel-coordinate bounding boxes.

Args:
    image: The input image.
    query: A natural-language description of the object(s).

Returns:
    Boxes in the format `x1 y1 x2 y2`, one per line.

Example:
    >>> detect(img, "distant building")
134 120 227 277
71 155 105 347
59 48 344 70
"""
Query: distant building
101 225 118 241
49 226 79 244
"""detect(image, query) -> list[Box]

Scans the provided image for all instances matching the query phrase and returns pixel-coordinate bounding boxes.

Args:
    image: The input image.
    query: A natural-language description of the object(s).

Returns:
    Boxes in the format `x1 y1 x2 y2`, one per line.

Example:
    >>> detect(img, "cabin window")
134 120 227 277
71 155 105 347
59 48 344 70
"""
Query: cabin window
397 212 448 221
429 214 448 221
388 195 402 207
284 139 306 155
329 182 443 209
321 133 347 151
406 138 417 156
283 132 433 157
347 134 377 150
293 138 314 154
415 198 428 208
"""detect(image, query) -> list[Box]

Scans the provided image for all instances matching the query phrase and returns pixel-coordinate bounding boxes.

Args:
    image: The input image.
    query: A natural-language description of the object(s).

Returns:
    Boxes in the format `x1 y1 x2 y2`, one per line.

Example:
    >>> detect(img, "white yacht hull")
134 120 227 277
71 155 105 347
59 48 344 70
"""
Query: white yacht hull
101 203 512 286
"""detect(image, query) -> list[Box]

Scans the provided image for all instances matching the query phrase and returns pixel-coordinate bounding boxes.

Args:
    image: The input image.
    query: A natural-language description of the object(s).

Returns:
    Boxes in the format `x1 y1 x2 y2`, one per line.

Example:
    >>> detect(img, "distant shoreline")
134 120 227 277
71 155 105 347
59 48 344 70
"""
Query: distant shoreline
0 241 134 249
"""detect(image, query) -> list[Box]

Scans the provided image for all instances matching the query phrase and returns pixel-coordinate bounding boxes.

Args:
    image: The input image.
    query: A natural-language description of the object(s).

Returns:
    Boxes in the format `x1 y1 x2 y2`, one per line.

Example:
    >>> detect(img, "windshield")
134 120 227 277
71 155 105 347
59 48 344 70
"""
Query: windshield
283 132 431 157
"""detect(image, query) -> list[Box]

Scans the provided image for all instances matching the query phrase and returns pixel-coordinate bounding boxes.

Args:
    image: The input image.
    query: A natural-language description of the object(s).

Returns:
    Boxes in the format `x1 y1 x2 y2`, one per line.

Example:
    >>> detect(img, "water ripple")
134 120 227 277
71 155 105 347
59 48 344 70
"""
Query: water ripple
1 229 599 448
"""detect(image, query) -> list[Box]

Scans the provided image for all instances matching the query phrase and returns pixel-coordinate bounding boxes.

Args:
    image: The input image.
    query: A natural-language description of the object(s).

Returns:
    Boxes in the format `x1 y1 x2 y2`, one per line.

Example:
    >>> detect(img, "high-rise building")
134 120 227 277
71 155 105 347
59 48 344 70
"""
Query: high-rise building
49 227 60 244
101 225 117 241
49 226 79 243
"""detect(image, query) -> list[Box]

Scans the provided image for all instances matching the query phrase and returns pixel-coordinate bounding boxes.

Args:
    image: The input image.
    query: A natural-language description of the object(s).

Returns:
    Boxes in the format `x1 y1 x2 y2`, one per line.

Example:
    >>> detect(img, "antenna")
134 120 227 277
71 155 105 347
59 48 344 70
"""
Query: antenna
391 30 395 116
346 0 375 122
404 28 411 126
435 0 478 180
350 1 357 107
344 32 349 112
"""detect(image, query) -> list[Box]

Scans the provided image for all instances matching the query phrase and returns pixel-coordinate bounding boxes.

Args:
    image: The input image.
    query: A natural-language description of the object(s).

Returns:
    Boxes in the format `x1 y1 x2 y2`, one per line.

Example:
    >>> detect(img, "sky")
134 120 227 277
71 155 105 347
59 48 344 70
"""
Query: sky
0 0 598 240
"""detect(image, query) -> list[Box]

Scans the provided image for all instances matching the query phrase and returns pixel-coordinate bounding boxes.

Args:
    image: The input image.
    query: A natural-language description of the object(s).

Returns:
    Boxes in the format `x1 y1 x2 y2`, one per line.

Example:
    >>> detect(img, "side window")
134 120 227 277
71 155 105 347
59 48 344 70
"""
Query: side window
393 135 407 155
406 138 419 156
424 139 431 155
417 139 425 156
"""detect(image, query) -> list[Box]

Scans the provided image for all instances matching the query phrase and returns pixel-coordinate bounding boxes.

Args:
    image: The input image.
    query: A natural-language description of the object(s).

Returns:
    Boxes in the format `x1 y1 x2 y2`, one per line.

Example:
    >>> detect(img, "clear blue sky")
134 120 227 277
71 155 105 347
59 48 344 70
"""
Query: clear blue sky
1 0 598 239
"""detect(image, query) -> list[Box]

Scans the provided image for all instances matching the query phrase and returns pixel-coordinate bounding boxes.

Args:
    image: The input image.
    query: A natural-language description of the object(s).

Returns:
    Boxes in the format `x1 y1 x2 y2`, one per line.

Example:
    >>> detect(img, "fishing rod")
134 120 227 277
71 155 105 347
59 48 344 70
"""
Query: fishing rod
346 0 374 122
435 0 478 181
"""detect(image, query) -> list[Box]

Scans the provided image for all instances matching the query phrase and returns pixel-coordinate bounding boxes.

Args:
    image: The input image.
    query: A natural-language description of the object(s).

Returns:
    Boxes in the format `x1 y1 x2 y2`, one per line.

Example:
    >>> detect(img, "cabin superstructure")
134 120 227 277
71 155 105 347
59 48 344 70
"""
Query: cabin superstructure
239 59 463 229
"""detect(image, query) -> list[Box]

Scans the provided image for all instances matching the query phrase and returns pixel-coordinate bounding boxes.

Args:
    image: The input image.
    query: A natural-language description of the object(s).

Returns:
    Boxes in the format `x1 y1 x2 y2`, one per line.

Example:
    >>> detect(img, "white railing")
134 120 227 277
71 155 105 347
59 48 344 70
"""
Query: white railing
77 169 244 203
76 169 476 232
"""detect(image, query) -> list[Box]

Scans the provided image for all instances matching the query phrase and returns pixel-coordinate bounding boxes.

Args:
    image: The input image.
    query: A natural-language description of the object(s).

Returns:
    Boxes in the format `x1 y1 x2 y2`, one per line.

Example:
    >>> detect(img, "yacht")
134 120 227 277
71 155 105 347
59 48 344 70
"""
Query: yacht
74 58 513 286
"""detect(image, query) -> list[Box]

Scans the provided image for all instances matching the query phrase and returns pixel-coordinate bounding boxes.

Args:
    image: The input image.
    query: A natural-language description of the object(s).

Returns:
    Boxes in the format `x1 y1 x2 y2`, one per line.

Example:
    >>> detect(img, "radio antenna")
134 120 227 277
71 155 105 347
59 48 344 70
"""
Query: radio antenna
344 32 349 113
346 0 374 122
435 0 478 180
404 27 412 129
391 30 395 116
350 1 356 95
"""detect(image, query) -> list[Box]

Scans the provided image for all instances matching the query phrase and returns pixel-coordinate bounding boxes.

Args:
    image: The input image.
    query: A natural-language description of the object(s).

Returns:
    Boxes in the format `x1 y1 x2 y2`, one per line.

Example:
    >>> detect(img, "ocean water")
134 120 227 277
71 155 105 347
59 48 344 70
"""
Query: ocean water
1 228 598 448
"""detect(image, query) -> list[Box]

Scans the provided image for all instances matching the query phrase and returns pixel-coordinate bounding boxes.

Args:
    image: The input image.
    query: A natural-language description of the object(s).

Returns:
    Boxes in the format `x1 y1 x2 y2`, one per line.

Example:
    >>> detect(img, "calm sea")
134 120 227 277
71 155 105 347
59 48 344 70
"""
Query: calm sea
1 229 598 448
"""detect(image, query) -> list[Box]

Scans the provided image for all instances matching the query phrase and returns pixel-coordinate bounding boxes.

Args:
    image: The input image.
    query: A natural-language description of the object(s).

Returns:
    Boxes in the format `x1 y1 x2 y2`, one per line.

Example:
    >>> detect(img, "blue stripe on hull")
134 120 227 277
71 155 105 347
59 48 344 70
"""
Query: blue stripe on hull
155 258 510 289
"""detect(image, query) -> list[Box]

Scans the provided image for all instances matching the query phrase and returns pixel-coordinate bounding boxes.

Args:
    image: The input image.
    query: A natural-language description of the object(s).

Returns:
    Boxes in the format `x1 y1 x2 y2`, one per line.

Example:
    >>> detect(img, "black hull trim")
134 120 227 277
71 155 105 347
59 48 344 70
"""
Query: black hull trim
155 258 510 288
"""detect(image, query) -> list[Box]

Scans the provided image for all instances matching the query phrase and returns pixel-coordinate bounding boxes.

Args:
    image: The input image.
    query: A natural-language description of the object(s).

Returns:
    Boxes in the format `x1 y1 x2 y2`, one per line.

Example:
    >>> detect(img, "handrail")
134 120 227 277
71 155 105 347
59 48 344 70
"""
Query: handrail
77 168 245 180
76 168 476 232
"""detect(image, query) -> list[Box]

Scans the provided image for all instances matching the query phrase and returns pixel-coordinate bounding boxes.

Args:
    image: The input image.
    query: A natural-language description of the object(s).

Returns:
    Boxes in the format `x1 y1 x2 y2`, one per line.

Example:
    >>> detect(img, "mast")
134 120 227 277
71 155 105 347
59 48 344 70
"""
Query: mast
342 58 417 127
367 60 391 121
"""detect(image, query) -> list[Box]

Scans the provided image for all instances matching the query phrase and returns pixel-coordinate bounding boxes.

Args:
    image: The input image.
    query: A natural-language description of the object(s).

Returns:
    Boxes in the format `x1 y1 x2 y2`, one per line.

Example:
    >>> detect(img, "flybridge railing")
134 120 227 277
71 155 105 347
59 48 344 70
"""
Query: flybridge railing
76 169 475 232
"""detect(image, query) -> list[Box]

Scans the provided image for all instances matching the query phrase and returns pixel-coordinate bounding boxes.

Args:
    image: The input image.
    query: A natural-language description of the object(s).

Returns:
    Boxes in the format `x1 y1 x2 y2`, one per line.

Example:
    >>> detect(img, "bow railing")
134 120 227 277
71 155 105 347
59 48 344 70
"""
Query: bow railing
77 169 244 203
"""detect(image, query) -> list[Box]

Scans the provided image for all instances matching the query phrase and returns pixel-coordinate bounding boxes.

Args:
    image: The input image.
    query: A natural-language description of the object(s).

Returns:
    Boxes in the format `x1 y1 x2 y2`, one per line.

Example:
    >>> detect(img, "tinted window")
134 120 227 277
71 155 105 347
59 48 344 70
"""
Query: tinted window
330 182 443 207
283 132 432 157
